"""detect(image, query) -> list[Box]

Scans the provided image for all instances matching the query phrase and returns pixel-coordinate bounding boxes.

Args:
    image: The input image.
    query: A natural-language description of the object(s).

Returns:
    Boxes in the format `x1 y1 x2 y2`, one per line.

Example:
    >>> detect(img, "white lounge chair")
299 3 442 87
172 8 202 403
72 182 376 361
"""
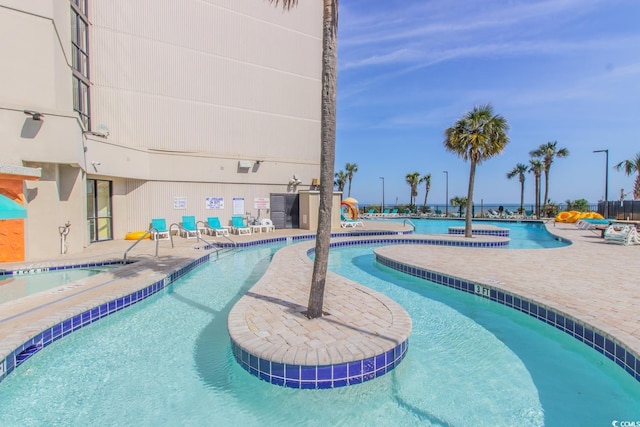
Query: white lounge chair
150 218 170 240
260 218 275 233
604 224 639 245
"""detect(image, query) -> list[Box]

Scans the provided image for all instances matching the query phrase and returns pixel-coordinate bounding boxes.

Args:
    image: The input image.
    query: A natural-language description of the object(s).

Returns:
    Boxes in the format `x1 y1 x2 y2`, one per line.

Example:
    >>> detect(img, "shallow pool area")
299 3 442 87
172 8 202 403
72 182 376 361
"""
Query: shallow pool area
0 242 637 426
0 264 120 305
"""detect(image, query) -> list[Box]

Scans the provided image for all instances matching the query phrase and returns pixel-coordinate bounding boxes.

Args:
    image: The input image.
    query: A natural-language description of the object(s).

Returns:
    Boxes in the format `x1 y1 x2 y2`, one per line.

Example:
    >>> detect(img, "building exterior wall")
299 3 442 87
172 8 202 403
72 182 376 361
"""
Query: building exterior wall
0 0 322 261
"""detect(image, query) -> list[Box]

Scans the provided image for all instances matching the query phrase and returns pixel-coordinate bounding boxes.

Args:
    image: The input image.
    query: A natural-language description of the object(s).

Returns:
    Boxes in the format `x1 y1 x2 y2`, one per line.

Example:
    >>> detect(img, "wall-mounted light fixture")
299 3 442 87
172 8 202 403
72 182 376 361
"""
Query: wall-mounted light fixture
23 110 44 121
238 160 252 169
83 130 109 138
255 160 263 165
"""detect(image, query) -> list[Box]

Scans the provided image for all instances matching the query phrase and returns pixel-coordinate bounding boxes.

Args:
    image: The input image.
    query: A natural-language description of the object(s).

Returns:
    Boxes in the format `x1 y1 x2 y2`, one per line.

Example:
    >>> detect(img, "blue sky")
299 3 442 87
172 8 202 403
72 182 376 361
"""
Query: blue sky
333 0 640 207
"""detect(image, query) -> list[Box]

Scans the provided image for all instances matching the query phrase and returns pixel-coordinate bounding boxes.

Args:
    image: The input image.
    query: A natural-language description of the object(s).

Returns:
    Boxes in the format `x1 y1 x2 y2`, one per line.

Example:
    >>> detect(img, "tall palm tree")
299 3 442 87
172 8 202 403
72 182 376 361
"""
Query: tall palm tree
529 159 543 218
405 172 420 207
614 152 640 200
506 163 528 214
334 170 347 192
421 173 432 209
444 104 510 237
269 0 338 319
529 141 569 214
450 196 467 217
345 162 358 197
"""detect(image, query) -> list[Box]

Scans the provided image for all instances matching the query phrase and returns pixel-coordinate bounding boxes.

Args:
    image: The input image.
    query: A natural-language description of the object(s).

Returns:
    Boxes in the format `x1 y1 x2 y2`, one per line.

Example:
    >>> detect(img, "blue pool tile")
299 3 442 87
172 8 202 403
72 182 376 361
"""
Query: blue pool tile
317 380 333 389
348 361 362 377
575 324 584 339
284 379 300 389
259 358 270 374
375 354 386 369
259 371 271 382
616 345 626 362
317 365 332 381
333 378 348 388
348 376 363 385
270 376 285 387
250 354 261 370
301 366 316 381
285 364 300 380
300 381 316 390
271 362 285 378
565 319 574 334
605 339 615 355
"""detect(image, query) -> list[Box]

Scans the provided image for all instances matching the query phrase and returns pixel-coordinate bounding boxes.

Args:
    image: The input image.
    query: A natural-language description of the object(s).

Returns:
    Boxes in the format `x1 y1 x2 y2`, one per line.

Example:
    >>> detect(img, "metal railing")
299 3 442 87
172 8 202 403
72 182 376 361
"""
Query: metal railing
123 229 159 264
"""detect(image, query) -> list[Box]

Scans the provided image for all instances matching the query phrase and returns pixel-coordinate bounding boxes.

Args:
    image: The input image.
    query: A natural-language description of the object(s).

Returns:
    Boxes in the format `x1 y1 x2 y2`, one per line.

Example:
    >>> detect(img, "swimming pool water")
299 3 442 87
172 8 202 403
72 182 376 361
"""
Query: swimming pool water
0 266 117 305
405 218 567 249
0 243 638 426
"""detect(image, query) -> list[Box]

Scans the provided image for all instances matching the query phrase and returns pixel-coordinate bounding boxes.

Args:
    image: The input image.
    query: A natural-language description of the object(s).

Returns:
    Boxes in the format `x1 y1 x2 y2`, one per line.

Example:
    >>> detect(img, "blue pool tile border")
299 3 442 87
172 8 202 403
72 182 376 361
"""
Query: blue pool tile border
447 227 509 237
0 254 212 383
374 252 640 384
0 260 130 278
230 338 408 389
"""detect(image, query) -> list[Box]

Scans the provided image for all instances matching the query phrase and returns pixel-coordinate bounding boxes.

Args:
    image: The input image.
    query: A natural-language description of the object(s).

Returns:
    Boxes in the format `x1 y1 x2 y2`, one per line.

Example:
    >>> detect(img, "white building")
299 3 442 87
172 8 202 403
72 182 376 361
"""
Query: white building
0 0 323 261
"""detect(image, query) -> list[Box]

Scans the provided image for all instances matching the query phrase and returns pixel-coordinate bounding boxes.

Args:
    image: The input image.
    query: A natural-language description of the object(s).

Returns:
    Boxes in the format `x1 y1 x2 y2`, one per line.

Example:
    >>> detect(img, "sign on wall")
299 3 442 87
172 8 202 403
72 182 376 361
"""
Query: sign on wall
232 197 245 215
205 197 224 209
254 197 270 210
173 197 187 210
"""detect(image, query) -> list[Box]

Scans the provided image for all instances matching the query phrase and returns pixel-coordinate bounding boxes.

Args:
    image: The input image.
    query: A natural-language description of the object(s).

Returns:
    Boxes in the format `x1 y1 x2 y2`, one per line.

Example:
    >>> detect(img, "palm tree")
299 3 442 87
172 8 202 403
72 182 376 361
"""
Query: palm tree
444 104 510 237
345 162 358 197
529 141 569 215
421 173 432 209
405 172 420 208
529 159 543 218
506 163 528 214
269 0 338 319
450 196 467 217
614 152 640 200
334 170 347 192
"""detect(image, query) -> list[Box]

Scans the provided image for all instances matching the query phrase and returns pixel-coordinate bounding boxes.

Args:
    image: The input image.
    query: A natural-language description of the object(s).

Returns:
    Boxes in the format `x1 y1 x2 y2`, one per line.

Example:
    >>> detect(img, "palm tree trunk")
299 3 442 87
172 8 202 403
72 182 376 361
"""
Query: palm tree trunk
519 181 524 213
307 0 337 319
423 191 428 209
543 170 550 215
347 178 351 197
465 160 476 237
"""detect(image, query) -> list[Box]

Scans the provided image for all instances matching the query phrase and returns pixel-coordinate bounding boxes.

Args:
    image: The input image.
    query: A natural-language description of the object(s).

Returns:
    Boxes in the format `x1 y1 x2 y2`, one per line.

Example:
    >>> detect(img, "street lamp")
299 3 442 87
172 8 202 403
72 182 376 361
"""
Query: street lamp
379 177 385 213
443 171 449 216
593 149 609 218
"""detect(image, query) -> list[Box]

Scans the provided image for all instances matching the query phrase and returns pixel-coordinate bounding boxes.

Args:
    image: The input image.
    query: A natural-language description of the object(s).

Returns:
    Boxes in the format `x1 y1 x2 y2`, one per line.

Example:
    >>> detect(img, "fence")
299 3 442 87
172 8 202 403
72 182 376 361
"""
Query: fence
597 200 640 221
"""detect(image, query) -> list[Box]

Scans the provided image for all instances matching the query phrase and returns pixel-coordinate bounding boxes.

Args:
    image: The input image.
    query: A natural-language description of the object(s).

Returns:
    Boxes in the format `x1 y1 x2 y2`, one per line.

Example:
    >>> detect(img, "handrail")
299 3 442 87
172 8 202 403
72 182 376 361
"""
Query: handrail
403 219 416 231
123 229 158 264
168 223 180 248
194 233 221 259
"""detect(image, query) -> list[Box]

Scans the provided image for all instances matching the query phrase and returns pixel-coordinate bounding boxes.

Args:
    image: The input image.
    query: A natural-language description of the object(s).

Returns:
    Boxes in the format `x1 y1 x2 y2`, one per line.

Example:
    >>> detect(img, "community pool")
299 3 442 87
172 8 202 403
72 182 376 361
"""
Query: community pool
0 242 637 426
0 265 119 305
405 218 567 249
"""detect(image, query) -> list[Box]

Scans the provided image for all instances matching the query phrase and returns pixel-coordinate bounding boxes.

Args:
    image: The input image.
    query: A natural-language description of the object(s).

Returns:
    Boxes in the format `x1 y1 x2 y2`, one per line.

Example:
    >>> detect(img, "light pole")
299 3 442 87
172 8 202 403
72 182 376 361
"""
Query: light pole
593 149 609 218
379 177 385 213
443 170 449 216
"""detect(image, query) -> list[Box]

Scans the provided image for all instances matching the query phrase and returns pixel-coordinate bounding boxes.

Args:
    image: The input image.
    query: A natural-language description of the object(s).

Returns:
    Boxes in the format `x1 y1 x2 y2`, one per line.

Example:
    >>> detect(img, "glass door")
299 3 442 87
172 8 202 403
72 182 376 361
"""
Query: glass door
87 179 112 242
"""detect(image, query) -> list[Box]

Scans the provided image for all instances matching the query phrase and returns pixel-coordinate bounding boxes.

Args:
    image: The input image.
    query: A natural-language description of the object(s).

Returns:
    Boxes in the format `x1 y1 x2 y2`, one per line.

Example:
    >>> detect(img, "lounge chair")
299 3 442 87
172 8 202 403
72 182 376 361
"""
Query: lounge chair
230 216 251 235
390 209 399 216
150 218 170 241
202 217 229 237
179 215 200 239
604 224 639 245
341 214 364 228
363 208 376 219
260 218 275 233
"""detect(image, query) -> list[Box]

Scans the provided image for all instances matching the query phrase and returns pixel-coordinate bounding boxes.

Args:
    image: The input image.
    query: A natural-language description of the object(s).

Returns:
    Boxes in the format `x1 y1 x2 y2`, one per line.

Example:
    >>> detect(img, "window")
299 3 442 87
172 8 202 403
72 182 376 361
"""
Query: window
71 0 90 129
87 179 113 242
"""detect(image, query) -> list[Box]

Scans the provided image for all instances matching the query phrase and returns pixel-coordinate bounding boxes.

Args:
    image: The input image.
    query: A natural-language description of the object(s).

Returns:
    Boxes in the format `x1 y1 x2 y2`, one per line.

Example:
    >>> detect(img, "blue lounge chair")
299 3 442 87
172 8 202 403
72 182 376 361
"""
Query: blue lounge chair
230 216 251 235
179 215 199 239
150 218 170 240
203 217 229 236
